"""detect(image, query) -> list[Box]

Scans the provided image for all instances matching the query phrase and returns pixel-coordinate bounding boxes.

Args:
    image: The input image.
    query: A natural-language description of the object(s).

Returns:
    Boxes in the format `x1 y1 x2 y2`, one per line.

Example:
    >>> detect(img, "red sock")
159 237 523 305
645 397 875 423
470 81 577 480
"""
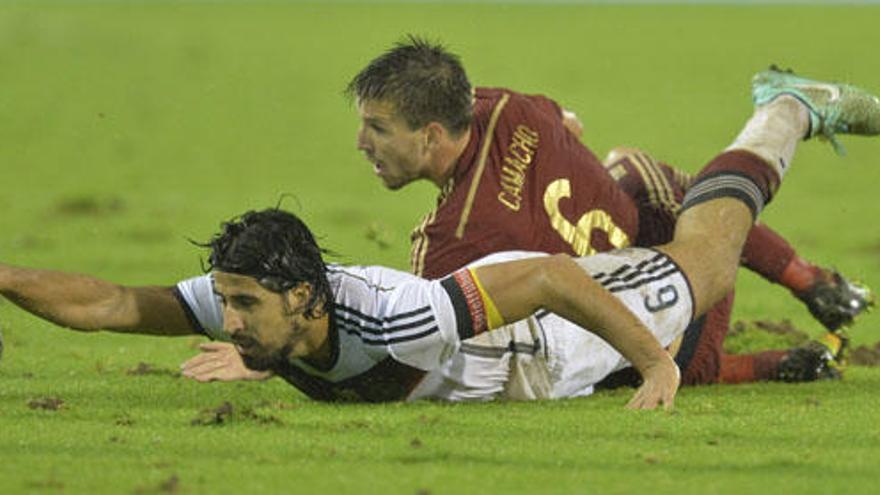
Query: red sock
719 350 787 383
740 223 796 282
779 256 824 294
681 150 781 220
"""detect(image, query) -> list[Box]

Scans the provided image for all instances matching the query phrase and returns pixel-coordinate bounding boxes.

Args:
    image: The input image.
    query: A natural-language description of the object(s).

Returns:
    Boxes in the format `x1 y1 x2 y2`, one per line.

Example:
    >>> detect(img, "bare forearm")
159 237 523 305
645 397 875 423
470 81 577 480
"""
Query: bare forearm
0 264 133 330
0 263 192 335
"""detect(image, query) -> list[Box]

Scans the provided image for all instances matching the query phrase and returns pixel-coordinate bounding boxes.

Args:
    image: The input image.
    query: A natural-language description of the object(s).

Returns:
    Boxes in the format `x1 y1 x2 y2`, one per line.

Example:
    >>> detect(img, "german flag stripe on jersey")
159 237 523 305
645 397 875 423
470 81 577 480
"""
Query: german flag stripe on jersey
440 268 505 340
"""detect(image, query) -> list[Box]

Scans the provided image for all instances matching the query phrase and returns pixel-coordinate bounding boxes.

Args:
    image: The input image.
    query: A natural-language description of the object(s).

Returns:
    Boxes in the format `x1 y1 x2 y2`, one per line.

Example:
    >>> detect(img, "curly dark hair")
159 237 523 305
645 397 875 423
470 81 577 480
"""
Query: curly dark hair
201 209 333 319
346 34 473 135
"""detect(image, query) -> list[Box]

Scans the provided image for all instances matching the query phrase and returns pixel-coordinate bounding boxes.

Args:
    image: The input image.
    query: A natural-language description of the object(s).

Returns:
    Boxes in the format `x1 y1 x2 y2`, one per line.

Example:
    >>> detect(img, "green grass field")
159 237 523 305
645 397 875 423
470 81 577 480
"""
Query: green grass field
1 1 880 493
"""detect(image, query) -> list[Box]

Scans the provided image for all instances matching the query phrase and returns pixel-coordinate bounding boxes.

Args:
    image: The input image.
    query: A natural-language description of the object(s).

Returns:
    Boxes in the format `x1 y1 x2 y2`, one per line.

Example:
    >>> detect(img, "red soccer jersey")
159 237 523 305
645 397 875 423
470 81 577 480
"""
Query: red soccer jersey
411 88 640 279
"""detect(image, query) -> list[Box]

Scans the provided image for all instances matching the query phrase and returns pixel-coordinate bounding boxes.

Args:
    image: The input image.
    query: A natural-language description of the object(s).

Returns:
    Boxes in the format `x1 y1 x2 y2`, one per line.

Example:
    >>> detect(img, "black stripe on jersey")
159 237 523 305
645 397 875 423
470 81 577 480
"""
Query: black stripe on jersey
440 276 476 341
172 286 208 337
681 171 764 220
336 321 440 346
592 263 633 283
591 252 666 282
460 339 542 358
333 313 436 336
603 260 675 287
633 252 668 271
594 256 674 289
604 267 679 293
334 303 432 326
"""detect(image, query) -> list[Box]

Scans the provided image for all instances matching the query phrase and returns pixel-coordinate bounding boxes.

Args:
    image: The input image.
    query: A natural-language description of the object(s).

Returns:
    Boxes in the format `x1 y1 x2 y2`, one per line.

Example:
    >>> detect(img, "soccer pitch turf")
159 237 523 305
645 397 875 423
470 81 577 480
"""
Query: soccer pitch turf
1 1 880 494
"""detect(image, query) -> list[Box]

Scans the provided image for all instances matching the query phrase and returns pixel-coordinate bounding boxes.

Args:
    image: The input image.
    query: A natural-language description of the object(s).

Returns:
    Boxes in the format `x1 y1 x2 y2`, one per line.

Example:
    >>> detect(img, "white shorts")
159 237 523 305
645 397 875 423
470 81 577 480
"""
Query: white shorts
410 248 694 401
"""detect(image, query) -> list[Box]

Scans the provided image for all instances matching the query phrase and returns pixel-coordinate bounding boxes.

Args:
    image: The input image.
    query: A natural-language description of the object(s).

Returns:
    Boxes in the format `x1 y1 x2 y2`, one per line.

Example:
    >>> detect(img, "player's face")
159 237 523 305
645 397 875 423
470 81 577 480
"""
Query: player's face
212 272 313 371
356 98 429 190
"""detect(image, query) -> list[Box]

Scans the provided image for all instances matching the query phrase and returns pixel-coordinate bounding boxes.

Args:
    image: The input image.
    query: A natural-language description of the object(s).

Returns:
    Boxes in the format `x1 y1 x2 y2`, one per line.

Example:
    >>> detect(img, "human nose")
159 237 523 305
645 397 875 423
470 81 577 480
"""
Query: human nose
223 307 244 337
356 126 371 152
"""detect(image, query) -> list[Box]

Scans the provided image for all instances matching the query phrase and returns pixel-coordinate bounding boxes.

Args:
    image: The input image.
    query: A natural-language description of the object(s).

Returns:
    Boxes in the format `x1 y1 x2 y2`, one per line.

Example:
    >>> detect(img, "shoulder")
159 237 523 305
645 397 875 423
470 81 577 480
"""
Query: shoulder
475 87 562 118
465 251 550 268
174 274 226 340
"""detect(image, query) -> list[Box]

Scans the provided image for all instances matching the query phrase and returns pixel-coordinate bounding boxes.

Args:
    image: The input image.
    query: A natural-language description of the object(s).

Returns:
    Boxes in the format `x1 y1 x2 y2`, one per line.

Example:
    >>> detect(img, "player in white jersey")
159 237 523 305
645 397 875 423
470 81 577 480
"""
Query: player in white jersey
2 68 879 409
176 247 692 402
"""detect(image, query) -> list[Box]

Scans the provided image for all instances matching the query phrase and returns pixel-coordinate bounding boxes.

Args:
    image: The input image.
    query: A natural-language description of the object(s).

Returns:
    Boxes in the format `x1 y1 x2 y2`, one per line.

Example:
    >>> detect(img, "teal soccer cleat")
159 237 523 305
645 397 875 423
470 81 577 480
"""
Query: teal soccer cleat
752 66 880 155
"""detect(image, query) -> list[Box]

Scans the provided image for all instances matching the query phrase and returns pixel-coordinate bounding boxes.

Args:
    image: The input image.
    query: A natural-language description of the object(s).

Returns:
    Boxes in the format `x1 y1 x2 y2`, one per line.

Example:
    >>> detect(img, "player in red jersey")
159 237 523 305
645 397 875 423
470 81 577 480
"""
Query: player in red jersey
347 36 873 385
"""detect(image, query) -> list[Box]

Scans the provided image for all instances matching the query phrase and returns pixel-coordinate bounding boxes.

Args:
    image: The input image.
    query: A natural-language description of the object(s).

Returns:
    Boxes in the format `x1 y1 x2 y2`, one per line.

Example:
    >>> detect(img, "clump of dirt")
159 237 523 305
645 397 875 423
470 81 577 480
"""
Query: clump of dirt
731 319 880 366
126 362 179 377
730 319 811 342
133 474 179 495
191 401 234 426
190 401 282 426
848 342 880 366
241 407 282 426
115 416 135 427
158 474 179 494
52 196 125 217
28 397 64 411
26 477 64 490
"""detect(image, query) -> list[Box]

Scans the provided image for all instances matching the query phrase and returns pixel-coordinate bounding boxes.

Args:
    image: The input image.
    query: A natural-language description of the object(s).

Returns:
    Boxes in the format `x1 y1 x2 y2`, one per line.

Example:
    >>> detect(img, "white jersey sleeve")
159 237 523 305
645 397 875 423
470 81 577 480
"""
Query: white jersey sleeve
328 266 464 372
382 280 462 371
175 274 228 342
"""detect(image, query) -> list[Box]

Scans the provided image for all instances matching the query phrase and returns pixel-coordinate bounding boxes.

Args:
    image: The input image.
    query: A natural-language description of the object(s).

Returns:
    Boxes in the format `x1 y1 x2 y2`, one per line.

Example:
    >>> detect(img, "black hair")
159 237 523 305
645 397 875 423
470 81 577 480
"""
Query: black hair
202 208 333 319
346 34 473 135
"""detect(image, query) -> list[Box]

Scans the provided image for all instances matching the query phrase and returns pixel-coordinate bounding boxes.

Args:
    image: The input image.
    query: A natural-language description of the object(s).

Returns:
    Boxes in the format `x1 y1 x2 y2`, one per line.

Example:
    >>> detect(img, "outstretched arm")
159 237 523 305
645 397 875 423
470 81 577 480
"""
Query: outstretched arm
471 254 680 410
0 263 197 336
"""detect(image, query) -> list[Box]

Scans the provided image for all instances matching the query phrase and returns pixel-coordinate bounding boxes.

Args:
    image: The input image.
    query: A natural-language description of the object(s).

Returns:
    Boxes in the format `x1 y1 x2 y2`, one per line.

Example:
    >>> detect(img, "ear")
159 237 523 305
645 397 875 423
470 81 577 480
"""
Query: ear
284 283 313 315
423 122 448 150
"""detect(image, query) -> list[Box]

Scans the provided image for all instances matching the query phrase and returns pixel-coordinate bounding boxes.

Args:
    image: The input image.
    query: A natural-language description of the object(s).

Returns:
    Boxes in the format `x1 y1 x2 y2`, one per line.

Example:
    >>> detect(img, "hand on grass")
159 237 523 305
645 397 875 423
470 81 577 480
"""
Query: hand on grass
180 342 273 382
625 354 680 411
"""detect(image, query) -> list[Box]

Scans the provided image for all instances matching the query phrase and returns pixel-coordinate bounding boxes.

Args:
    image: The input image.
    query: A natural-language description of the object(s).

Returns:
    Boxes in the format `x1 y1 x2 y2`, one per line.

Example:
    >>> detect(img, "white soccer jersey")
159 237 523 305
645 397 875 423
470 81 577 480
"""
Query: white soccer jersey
175 248 693 403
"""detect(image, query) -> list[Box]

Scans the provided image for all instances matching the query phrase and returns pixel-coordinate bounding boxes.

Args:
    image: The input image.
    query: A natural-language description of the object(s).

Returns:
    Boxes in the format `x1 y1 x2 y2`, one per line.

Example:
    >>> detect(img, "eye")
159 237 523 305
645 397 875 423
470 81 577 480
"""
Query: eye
213 291 227 306
370 122 386 134
230 295 259 310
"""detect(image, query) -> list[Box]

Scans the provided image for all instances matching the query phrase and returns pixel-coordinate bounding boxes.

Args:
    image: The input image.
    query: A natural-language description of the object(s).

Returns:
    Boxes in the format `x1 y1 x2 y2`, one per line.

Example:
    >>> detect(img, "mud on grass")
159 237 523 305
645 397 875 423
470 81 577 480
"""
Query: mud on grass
725 319 880 366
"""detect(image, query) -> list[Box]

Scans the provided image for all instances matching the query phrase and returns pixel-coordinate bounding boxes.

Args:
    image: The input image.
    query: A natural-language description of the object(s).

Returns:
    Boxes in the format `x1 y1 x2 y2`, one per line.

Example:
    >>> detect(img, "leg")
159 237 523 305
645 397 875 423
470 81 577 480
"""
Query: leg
743 223 875 331
662 66 880 318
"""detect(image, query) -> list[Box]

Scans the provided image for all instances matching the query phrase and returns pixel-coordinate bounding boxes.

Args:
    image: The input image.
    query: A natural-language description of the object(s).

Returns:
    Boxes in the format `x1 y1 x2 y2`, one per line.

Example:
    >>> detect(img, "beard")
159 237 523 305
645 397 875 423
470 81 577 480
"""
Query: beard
239 341 295 372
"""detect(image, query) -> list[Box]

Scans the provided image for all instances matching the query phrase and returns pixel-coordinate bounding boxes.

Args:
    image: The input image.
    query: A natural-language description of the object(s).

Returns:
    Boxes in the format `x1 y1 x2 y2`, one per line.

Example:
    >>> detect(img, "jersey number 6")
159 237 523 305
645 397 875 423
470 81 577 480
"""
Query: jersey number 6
543 178 630 256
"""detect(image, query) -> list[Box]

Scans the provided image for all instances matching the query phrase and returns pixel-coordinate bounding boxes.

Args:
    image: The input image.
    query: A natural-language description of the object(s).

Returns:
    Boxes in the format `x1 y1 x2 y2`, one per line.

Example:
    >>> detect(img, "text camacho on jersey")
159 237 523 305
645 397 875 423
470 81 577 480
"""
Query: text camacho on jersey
410 87 640 279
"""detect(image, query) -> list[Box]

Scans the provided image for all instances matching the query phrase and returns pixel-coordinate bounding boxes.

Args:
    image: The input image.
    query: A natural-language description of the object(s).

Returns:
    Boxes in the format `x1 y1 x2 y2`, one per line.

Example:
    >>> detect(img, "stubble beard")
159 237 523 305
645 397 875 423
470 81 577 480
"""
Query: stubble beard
241 341 296 372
